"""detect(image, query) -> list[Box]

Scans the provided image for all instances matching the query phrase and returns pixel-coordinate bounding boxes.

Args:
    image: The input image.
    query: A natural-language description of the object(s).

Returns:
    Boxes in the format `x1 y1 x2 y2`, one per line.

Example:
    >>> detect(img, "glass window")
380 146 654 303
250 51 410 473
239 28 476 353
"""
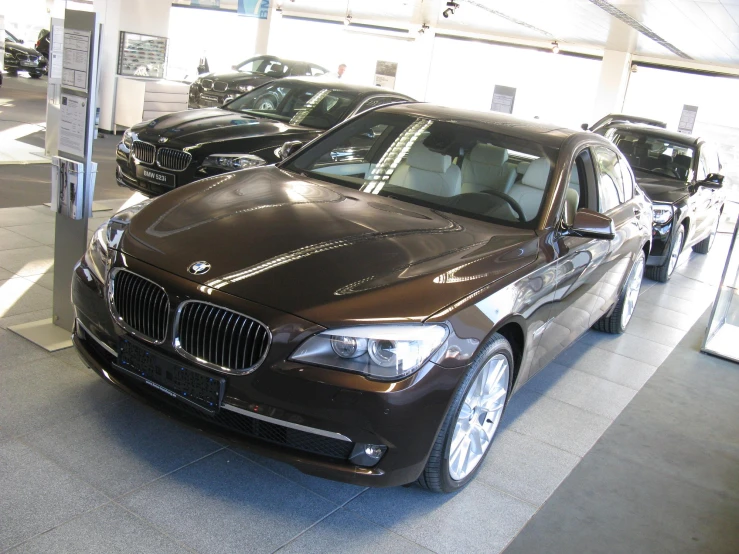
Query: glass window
355 96 407 115
606 128 695 181
697 154 710 181
311 66 326 76
619 158 636 201
285 110 558 228
593 146 625 212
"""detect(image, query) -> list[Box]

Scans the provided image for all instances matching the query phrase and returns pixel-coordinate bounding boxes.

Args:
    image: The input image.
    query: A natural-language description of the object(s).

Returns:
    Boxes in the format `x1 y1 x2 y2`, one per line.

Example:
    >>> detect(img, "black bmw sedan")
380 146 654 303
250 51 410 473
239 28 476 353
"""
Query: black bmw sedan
600 124 725 281
188 55 328 109
75 104 651 492
4 30 46 78
116 78 414 196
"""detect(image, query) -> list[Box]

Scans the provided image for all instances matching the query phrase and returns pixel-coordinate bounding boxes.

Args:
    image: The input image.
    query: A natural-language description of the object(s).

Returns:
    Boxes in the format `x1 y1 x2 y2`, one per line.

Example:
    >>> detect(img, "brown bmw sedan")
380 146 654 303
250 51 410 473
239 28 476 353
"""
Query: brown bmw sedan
72 104 651 493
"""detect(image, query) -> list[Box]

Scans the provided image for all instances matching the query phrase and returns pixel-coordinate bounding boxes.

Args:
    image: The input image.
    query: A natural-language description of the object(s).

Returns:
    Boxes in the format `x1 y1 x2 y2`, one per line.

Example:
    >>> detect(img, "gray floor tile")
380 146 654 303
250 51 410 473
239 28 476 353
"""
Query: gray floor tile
502 390 612 457
525 362 637 419
6 222 55 246
0 356 125 439
0 327 50 371
0 228 41 251
346 480 536 554
646 282 714 302
632 300 698 331
580 331 673 367
0 440 108 551
0 207 54 228
9 503 189 554
0 267 13 279
24 397 224 498
667 273 714 291
277 508 431 553
0 308 52 330
477 429 580 506
119 449 336 554
0 278 53 318
0 245 54 276
624 315 688 347
50 344 85 368
638 287 711 317
24 271 54 291
232 447 367 505
553 340 657 390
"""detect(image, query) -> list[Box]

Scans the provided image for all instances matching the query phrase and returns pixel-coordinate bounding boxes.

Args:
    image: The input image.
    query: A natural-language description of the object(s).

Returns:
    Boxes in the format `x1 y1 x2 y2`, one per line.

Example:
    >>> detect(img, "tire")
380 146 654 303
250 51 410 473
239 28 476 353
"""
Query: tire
255 95 277 110
417 333 513 493
593 250 645 334
692 213 720 254
646 224 684 283
30 73 42 79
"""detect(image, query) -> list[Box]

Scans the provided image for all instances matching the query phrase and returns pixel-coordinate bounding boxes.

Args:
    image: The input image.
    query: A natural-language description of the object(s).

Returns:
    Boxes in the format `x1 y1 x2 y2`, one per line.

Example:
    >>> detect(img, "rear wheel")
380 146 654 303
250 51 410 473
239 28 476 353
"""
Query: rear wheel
646 224 684 282
693 214 720 254
593 250 645 334
30 73 43 79
417 334 512 493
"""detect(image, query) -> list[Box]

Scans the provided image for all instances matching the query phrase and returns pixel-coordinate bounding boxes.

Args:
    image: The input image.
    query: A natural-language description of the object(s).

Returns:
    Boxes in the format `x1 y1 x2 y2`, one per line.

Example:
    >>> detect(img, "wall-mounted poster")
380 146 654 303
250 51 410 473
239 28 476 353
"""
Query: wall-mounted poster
375 61 398 90
491 85 516 114
678 105 698 135
117 31 168 78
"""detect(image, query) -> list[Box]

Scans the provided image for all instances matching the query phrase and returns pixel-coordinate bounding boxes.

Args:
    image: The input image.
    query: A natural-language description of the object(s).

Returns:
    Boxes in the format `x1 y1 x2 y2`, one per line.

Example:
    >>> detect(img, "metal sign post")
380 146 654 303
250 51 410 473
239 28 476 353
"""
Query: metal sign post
10 9 102 351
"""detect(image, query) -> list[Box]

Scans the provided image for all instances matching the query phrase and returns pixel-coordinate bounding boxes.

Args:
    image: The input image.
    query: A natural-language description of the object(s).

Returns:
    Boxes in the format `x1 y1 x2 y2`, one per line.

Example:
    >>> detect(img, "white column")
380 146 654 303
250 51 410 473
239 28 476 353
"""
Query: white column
92 0 171 132
254 5 275 55
591 49 632 120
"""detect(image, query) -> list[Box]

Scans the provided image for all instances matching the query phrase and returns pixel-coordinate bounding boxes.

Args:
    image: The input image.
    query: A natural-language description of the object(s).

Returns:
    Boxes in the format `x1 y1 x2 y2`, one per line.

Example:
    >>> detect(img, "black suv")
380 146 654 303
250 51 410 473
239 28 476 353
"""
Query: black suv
4 30 46 78
118 77 414 196
600 123 725 282
188 55 328 109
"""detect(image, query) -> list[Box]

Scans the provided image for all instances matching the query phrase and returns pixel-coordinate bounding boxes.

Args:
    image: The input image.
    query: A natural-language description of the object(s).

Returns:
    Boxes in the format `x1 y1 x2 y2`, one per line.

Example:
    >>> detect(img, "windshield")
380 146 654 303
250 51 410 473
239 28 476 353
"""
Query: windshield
234 56 287 77
284 111 557 229
224 81 361 130
607 129 695 181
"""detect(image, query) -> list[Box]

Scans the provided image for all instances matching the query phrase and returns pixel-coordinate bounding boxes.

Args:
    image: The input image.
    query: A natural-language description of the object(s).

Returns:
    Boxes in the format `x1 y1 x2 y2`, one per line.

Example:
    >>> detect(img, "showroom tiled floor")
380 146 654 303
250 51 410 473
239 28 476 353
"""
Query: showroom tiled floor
0 201 733 554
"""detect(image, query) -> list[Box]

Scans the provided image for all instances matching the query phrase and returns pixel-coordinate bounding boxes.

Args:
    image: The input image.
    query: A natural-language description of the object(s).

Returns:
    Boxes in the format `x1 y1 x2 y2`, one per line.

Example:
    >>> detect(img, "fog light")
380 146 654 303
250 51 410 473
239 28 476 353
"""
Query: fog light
350 443 387 467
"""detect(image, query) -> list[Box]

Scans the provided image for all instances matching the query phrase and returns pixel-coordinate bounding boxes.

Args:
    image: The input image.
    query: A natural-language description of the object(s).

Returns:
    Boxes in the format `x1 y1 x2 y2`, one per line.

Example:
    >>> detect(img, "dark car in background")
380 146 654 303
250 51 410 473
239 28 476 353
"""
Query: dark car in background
4 30 46 78
36 29 50 58
585 113 666 133
188 55 328 109
76 104 651 493
117 77 414 196
602 123 725 281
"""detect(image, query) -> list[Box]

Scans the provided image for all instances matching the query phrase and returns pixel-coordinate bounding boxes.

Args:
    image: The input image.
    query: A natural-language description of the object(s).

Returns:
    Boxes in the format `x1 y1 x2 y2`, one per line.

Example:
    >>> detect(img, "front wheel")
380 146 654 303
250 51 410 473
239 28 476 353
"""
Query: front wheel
646 224 684 282
417 334 512 493
593 250 645 334
30 73 43 79
693 213 720 254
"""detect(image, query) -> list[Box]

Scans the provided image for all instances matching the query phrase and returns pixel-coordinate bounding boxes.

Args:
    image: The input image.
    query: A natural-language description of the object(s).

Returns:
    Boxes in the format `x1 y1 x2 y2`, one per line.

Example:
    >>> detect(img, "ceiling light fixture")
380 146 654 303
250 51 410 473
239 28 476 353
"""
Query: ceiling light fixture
551 41 560 54
419 23 429 34
443 1 459 18
275 4 283 13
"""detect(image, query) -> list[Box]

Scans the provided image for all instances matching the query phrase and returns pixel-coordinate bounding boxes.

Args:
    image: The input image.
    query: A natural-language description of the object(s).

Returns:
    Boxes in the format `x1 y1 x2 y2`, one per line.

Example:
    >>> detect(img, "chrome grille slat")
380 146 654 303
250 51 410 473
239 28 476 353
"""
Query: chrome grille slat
213 81 228 92
110 270 169 344
175 301 270 373
131 141 155 164
156 148 192 172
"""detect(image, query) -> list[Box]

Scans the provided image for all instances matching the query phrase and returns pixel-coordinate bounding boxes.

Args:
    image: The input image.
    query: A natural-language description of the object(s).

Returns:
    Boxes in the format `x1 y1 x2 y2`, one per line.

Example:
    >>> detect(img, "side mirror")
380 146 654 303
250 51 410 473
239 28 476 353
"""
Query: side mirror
699 173 724 189
580 123 589 131
565 209 616 240
278 140 303 160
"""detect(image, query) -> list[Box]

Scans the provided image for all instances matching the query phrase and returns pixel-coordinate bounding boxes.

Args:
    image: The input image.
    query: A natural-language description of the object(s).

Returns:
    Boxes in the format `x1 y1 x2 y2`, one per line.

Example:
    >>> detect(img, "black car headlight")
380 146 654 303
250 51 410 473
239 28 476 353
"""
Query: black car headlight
652 204 674 225
202 154 266 170
4 51 14 59
122 128 136 149
290 324 449 381
237 85 254 93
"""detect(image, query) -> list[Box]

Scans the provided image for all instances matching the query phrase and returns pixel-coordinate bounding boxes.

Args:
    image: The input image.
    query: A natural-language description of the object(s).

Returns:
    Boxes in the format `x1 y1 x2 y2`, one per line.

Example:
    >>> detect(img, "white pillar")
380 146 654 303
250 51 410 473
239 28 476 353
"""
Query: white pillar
254 5 275 55
591 49 632 120
92 0 171 132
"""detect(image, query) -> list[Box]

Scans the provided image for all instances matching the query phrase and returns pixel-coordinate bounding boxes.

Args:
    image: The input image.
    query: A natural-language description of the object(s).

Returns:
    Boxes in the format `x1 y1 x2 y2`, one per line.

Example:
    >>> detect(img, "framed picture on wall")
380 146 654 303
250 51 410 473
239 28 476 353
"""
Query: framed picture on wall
117 31 168 78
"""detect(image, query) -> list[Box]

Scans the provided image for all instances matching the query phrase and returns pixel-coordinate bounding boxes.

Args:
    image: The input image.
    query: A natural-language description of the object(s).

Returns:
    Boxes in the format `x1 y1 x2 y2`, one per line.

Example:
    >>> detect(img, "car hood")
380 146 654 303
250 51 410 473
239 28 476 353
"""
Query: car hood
119 167 539 326
6 42 41 56
633 169 689 204
134 109 321 148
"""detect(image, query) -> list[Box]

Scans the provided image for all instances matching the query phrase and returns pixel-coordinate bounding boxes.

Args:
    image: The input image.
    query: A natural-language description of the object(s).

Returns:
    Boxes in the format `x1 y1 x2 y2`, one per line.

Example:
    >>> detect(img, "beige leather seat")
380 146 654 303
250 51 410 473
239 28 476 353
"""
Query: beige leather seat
461 144 516 194
389 143 461 197
504 157 552 221
568 167 580 196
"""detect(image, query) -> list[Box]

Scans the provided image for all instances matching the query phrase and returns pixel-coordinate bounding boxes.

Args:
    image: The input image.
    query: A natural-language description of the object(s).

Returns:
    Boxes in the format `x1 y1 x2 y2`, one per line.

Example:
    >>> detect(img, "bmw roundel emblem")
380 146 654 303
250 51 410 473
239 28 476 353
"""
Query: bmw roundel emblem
188 261 211 275
158 137 169 144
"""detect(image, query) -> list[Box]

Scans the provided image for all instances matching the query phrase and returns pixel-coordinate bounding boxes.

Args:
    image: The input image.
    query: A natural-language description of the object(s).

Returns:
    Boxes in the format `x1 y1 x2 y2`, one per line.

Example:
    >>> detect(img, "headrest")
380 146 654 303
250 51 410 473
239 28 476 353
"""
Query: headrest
407 143 452 173
516 161 530 175
569 168 580 185
522 157 552 190
469 143 507 166
674 154 691 168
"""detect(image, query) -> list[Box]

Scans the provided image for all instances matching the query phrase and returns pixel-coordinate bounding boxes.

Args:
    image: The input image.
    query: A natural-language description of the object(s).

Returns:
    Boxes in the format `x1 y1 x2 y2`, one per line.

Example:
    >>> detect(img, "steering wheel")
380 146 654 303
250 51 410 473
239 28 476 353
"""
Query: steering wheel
653 167 681 179
481 189 527 223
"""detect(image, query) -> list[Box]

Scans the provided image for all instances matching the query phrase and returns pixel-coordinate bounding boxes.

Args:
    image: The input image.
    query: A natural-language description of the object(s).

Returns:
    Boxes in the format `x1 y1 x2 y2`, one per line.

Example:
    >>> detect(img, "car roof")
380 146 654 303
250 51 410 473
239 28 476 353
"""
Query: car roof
279 76 415 99
592 113 667 128
605 123 703 146
376 103 592 150
243 55 328 72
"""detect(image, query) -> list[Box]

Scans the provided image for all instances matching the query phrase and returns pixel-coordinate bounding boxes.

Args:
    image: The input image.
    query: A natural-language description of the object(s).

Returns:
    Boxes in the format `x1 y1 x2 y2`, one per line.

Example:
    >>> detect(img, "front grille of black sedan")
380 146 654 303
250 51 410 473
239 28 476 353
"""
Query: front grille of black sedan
132 140 156 164
111 270 170 343
175 302 271 373
213 81 229 92
156 147 192 171
201 78 214 90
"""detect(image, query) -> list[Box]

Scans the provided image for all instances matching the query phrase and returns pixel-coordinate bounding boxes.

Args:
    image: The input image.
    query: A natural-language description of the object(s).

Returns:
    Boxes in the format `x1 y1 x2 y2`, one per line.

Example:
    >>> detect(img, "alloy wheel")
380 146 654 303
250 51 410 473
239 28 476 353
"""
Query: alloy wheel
667 227 684 276
448 354 509 481
621 256 644 329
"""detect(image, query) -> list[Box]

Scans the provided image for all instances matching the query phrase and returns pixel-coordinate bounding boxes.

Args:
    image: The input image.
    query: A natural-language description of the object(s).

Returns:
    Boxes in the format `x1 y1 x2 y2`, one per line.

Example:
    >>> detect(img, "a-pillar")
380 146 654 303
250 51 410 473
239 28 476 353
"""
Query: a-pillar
92 0 171 132
591 49 632 121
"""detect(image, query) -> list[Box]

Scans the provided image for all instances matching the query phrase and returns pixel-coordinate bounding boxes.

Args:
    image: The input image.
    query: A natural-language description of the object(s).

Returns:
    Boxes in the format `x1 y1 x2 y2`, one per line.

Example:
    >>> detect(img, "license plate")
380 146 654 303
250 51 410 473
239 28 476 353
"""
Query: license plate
136 165 175 188
21 61 39 67
115 338 225 414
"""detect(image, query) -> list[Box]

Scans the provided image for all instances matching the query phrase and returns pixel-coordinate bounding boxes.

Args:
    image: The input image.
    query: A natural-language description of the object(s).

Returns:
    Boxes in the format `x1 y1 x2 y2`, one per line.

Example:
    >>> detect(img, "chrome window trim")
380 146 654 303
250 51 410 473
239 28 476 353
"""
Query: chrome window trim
76 318 118 357
222 403 352 443
155 147 193 172
107 267 170 345
172 299 272 375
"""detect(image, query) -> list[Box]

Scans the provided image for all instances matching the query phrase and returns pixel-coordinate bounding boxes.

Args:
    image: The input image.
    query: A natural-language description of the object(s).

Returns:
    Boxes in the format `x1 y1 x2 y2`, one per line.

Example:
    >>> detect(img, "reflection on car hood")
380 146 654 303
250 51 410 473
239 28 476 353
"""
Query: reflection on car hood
120 167 538 325
633 169 689 204
199 71 273 86
134 109 321 146
6 42 41 56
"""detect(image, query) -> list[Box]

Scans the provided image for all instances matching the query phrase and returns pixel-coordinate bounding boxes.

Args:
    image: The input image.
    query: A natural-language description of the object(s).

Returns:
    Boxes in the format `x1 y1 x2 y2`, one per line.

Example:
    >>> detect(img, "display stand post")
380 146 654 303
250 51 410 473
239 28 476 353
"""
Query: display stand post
10 9 102 351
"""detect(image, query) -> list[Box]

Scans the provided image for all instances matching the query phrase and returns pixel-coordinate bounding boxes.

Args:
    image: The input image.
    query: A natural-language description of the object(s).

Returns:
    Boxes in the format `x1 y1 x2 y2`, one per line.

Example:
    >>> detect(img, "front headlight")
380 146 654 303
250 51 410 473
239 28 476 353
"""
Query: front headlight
202 153 267 170
122 128 136 148
4 52 14 59
238 85 254 93
290 324 449 381
652 204 674 225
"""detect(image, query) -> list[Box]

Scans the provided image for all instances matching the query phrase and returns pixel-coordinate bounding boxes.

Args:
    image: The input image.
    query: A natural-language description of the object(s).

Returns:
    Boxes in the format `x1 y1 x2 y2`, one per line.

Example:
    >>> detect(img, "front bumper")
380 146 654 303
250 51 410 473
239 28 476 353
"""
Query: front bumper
72 255 466 487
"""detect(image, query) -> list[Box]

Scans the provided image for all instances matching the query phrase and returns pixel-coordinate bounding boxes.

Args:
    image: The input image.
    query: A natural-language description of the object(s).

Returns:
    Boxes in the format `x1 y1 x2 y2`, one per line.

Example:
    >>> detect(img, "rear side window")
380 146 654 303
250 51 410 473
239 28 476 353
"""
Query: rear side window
593 146 628 212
